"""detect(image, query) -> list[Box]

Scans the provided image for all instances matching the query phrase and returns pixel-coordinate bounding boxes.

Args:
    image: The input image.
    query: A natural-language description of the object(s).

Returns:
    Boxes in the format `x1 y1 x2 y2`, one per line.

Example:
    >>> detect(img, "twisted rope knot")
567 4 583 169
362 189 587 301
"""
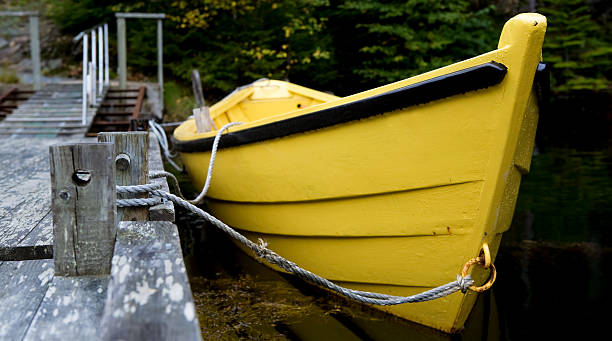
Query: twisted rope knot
254 238 269 258
252 238 298 272
456 274 474 293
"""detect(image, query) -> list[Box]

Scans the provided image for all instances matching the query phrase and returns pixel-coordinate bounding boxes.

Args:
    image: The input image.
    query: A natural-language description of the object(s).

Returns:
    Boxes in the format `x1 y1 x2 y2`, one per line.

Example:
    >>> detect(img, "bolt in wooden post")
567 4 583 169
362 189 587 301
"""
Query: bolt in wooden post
50 143 116 276
98 132 149 221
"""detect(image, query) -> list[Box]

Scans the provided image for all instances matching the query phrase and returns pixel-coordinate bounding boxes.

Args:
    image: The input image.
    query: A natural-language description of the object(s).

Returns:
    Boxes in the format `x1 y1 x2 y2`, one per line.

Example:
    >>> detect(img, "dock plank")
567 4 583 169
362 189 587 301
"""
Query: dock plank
0 210 53 261
0 259 54 340
100 221 201 341
1 137 89 258
0 140 52 249
0 181 51 248
0 138 52 192
23 276 108 341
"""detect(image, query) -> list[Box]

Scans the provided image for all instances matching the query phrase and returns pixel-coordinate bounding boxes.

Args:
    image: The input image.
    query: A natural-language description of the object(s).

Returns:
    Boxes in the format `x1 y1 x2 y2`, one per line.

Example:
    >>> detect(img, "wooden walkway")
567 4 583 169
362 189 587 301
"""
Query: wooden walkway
0 83 98 136
0 101 201 339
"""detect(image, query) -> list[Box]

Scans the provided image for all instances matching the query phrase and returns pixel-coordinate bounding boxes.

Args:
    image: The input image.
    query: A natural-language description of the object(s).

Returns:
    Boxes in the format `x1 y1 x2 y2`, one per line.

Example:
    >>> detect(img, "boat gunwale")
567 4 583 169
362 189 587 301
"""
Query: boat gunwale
172 61 507 152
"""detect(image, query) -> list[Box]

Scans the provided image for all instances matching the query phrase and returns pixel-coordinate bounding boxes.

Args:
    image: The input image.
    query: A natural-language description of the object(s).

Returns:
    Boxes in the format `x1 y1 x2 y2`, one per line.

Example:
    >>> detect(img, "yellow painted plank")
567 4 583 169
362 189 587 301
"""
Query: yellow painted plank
182 89 496 202
238 231 474 287
207 180 482 237
226 105 249 123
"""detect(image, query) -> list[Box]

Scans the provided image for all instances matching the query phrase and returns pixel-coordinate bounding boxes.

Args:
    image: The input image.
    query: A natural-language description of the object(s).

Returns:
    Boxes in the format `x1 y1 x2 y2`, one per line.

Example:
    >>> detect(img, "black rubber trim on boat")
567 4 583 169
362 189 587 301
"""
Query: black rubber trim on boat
173 61 507 152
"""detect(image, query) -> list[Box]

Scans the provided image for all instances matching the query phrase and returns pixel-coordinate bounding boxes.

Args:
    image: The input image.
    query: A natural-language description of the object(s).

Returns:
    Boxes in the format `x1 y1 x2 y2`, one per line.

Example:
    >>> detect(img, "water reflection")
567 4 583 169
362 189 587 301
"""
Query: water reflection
185 225 502 341
495 148 611 340
178 147 611 340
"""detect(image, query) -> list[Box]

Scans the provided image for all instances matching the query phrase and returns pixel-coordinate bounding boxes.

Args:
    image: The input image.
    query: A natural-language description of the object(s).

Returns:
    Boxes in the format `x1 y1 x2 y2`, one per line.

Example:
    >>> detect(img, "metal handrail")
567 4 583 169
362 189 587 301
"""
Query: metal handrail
74 23 110 125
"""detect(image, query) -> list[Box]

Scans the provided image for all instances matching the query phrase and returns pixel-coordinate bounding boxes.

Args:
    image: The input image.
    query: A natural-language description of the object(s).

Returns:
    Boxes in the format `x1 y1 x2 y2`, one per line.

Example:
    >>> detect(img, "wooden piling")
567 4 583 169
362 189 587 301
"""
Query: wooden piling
49 143 116 276
98 132 149 221
191 69 205 107
28 14 41 90
117 17 127 89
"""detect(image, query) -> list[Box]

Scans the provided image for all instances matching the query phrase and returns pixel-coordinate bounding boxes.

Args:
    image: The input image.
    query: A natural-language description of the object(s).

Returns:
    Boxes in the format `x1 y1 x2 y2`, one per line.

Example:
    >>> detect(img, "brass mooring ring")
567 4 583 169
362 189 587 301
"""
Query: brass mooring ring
461 257 497 292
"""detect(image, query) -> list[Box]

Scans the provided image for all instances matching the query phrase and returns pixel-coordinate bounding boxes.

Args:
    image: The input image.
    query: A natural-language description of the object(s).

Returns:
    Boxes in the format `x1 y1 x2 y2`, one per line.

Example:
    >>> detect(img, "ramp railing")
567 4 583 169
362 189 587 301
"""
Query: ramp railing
74 23 110 125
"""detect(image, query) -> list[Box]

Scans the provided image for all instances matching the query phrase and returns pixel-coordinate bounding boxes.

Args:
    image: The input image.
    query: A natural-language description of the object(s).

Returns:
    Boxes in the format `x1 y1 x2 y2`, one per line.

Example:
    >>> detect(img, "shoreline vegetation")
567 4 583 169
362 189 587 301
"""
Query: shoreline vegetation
0 0 610 132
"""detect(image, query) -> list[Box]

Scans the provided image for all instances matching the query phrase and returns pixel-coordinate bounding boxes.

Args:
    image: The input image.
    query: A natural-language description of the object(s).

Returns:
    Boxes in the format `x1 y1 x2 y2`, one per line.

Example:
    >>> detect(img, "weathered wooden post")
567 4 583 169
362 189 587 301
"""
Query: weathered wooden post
0 11 41 90
49 143 116 276
193 106 214 133
117 16 127 89
115 13 165 104
28 13 41 90
98 132 149 221
191 69 205 107
157 18 164 109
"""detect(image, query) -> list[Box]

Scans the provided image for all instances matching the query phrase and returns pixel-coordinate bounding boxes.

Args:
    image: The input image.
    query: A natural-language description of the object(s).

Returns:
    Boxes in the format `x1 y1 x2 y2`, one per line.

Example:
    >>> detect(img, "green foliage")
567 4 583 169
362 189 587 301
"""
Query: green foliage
47 0 116 32
337 0 498 86
539 0 612 93
164 80 197 122
163 0 335 97
0 67 20 84
45 0 612 104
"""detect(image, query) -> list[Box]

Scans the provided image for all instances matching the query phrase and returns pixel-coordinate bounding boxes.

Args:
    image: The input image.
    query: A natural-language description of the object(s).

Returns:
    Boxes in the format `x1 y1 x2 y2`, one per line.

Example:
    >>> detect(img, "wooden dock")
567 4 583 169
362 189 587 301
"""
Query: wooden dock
0 83 99 136
0 85 201 340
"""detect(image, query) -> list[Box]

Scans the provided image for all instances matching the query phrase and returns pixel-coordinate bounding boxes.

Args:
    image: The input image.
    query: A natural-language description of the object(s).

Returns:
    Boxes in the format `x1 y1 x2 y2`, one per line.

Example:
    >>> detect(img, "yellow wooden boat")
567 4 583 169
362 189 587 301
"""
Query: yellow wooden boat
173 13 547 333
204 79 338 128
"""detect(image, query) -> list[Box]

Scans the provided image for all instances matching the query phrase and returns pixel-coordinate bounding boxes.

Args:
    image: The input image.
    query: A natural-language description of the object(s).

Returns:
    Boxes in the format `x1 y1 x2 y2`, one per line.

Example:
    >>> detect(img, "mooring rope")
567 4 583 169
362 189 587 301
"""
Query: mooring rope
116 184 475 304
189 122 243 204
149 119 183 172
115 120 486 305
148 121 243 205
148 80 257 174
116 182 164 207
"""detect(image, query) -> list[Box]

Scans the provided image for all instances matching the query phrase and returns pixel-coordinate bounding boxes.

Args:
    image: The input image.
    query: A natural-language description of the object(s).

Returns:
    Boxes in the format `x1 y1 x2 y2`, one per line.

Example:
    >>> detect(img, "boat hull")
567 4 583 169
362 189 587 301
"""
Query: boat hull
173 13 547 333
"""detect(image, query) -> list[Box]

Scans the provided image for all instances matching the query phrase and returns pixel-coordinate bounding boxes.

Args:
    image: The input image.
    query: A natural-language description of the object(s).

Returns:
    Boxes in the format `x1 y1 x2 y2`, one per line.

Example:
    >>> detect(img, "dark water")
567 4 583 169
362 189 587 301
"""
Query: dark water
176 98 612 339
494 148 612 340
